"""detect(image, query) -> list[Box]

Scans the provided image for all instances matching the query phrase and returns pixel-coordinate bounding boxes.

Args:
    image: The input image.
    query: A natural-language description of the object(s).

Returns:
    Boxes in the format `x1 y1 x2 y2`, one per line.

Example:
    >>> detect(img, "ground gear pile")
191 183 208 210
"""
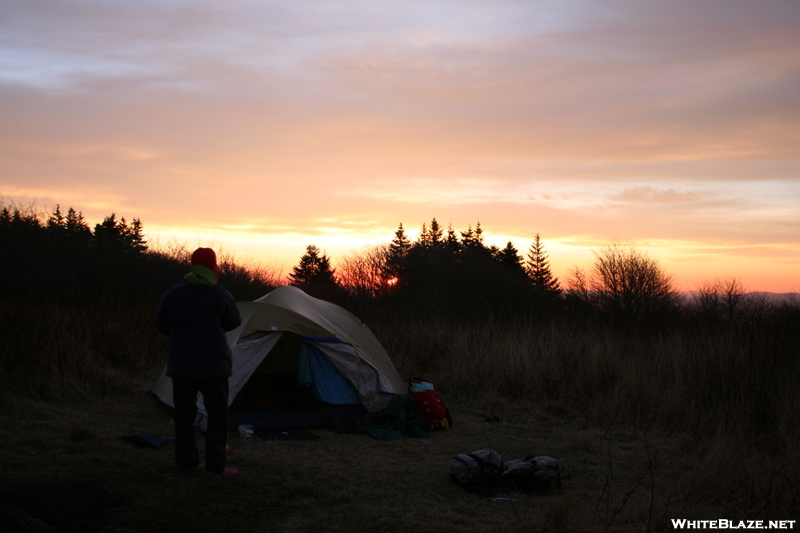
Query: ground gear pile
449 449 505 495
500 456 561 493
450 449 561 496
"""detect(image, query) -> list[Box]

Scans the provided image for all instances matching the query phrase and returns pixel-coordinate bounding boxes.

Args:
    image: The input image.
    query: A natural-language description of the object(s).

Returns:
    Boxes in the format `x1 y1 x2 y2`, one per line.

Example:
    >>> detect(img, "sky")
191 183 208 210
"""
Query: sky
1 0 799 292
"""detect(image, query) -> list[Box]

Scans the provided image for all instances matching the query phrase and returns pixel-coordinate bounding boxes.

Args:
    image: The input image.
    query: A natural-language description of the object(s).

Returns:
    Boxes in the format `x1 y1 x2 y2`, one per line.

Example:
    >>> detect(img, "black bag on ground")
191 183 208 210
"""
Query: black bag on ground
500 456 561 493
449 449 504 495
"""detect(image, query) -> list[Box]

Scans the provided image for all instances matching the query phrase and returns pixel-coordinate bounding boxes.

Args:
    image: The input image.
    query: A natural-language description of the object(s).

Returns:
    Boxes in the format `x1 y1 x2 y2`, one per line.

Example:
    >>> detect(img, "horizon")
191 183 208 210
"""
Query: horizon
2 1 798 294
7 199 798 296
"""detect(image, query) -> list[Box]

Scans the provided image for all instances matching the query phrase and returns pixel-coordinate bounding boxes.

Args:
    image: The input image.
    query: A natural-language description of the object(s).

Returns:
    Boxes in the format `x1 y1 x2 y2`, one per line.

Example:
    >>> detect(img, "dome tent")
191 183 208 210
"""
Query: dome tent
152 286 406 430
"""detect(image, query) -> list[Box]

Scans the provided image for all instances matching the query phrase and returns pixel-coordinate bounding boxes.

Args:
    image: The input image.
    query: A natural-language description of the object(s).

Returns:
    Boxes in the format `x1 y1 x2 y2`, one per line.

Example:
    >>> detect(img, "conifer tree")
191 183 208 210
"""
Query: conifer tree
389 223 411 258
495 241 525 272
65 208 91 235
289 244 338 291
460 222 486 252
63 207 92 246
428 217 443 244
122 218 148 252
460 225 473 243
418 222 430 245
0 204 41 243
92 214 146 253
47 205 65 230
445 224 460 252
7 205 40 228
385 223 411 280
94 213 123 251
526 233 561 293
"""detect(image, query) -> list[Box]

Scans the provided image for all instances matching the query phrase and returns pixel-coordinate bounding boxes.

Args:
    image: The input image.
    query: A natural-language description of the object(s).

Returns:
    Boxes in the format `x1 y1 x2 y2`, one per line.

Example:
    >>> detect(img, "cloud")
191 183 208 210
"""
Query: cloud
5 1 799 165
610 187 711 205
1 0 798 290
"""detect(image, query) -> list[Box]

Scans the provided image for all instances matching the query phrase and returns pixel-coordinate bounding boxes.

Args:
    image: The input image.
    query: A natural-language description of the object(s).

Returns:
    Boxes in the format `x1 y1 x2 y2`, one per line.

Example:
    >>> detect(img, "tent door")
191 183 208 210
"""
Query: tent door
230 332 359 410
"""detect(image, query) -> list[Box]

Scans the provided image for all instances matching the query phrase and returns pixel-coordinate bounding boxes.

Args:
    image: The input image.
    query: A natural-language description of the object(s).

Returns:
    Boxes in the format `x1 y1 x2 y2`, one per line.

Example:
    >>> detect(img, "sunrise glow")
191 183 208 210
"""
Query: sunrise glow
1 1 798 293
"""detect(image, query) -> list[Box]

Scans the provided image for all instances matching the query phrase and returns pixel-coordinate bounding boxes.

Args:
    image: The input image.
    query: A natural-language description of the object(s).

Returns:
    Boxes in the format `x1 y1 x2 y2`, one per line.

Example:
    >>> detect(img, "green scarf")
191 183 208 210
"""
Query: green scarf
184 264 218 287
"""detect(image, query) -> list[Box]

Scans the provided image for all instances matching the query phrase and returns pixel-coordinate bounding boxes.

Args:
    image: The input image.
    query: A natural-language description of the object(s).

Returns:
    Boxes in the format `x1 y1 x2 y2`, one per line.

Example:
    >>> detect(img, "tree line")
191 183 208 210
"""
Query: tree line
0 201 283 306
2 201 787 328
1 203 147 254
287 217 681 324
290 219 561 309
0 202 171 308
287 217 793 328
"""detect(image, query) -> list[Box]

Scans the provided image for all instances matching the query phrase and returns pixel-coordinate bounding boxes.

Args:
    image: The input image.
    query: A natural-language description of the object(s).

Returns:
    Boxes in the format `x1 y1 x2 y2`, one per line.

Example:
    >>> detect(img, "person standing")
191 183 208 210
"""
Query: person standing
156 247 241 475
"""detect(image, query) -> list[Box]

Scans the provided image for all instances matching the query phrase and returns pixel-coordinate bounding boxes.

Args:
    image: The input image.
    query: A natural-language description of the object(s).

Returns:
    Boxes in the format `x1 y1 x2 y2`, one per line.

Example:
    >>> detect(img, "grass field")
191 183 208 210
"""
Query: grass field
2 214 798 531
1 371 797 533
1 294 799 532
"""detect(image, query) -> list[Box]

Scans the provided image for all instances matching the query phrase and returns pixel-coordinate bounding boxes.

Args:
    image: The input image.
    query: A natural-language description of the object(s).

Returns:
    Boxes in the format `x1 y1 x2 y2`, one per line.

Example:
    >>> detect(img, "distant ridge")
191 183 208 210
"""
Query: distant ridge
676 291 799 304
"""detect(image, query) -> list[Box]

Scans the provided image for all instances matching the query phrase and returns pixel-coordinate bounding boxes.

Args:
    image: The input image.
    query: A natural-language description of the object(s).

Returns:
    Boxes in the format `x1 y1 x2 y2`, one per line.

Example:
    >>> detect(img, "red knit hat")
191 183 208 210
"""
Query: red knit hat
191 247 220 275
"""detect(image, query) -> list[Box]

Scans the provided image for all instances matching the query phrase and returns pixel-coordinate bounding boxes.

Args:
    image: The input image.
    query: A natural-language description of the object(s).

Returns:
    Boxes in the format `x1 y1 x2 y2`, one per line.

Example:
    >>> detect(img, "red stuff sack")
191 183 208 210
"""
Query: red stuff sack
409 378 452 430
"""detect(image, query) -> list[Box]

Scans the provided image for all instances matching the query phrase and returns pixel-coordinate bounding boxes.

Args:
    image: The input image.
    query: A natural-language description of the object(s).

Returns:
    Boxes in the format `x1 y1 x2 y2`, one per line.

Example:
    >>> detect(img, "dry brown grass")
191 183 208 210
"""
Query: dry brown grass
1 379 797 533
375 315 800 437
2 302 798 531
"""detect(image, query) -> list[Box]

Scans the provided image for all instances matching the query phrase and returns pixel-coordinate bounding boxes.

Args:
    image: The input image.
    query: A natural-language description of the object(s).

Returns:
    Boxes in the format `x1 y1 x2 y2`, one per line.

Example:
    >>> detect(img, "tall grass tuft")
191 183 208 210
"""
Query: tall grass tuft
0 301 163 405
380 307 799 439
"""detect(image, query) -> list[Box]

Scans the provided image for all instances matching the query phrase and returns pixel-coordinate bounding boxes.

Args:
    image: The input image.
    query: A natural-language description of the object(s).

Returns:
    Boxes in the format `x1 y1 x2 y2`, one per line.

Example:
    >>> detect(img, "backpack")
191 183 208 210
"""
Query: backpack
409 378 452 430
500 456 561 493
449 449 504 495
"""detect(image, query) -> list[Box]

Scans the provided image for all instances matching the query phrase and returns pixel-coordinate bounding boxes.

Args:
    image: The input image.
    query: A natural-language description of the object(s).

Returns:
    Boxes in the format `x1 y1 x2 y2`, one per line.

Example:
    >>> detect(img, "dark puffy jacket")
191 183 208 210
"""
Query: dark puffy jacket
155 283 241 380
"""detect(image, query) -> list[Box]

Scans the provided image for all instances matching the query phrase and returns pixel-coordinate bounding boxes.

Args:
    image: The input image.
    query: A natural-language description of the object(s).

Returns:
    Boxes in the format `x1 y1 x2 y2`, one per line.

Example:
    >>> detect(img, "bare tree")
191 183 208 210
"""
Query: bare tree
570 240 677 320
337 244 391 298
695 276 746 322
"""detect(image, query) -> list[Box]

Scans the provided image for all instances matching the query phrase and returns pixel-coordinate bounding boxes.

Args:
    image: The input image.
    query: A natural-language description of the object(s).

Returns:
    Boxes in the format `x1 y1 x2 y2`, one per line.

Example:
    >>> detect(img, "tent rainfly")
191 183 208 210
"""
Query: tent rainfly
152 286 406 430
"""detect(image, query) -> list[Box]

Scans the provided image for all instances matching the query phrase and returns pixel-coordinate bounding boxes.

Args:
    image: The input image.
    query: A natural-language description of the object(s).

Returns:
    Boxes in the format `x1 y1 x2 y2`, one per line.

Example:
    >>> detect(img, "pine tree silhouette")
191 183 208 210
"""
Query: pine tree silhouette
289 245 338 296
526 233 561 293
495 241 525 273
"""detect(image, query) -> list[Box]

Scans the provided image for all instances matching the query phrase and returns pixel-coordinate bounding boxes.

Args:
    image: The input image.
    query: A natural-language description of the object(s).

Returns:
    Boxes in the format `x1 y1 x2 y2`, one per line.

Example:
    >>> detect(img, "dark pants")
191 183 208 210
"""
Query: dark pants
172 377 230 474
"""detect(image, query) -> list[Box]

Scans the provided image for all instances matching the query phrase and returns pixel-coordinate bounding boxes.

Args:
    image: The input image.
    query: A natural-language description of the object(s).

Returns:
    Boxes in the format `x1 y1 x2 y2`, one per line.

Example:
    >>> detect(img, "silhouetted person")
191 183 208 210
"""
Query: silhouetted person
156 247 241 475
